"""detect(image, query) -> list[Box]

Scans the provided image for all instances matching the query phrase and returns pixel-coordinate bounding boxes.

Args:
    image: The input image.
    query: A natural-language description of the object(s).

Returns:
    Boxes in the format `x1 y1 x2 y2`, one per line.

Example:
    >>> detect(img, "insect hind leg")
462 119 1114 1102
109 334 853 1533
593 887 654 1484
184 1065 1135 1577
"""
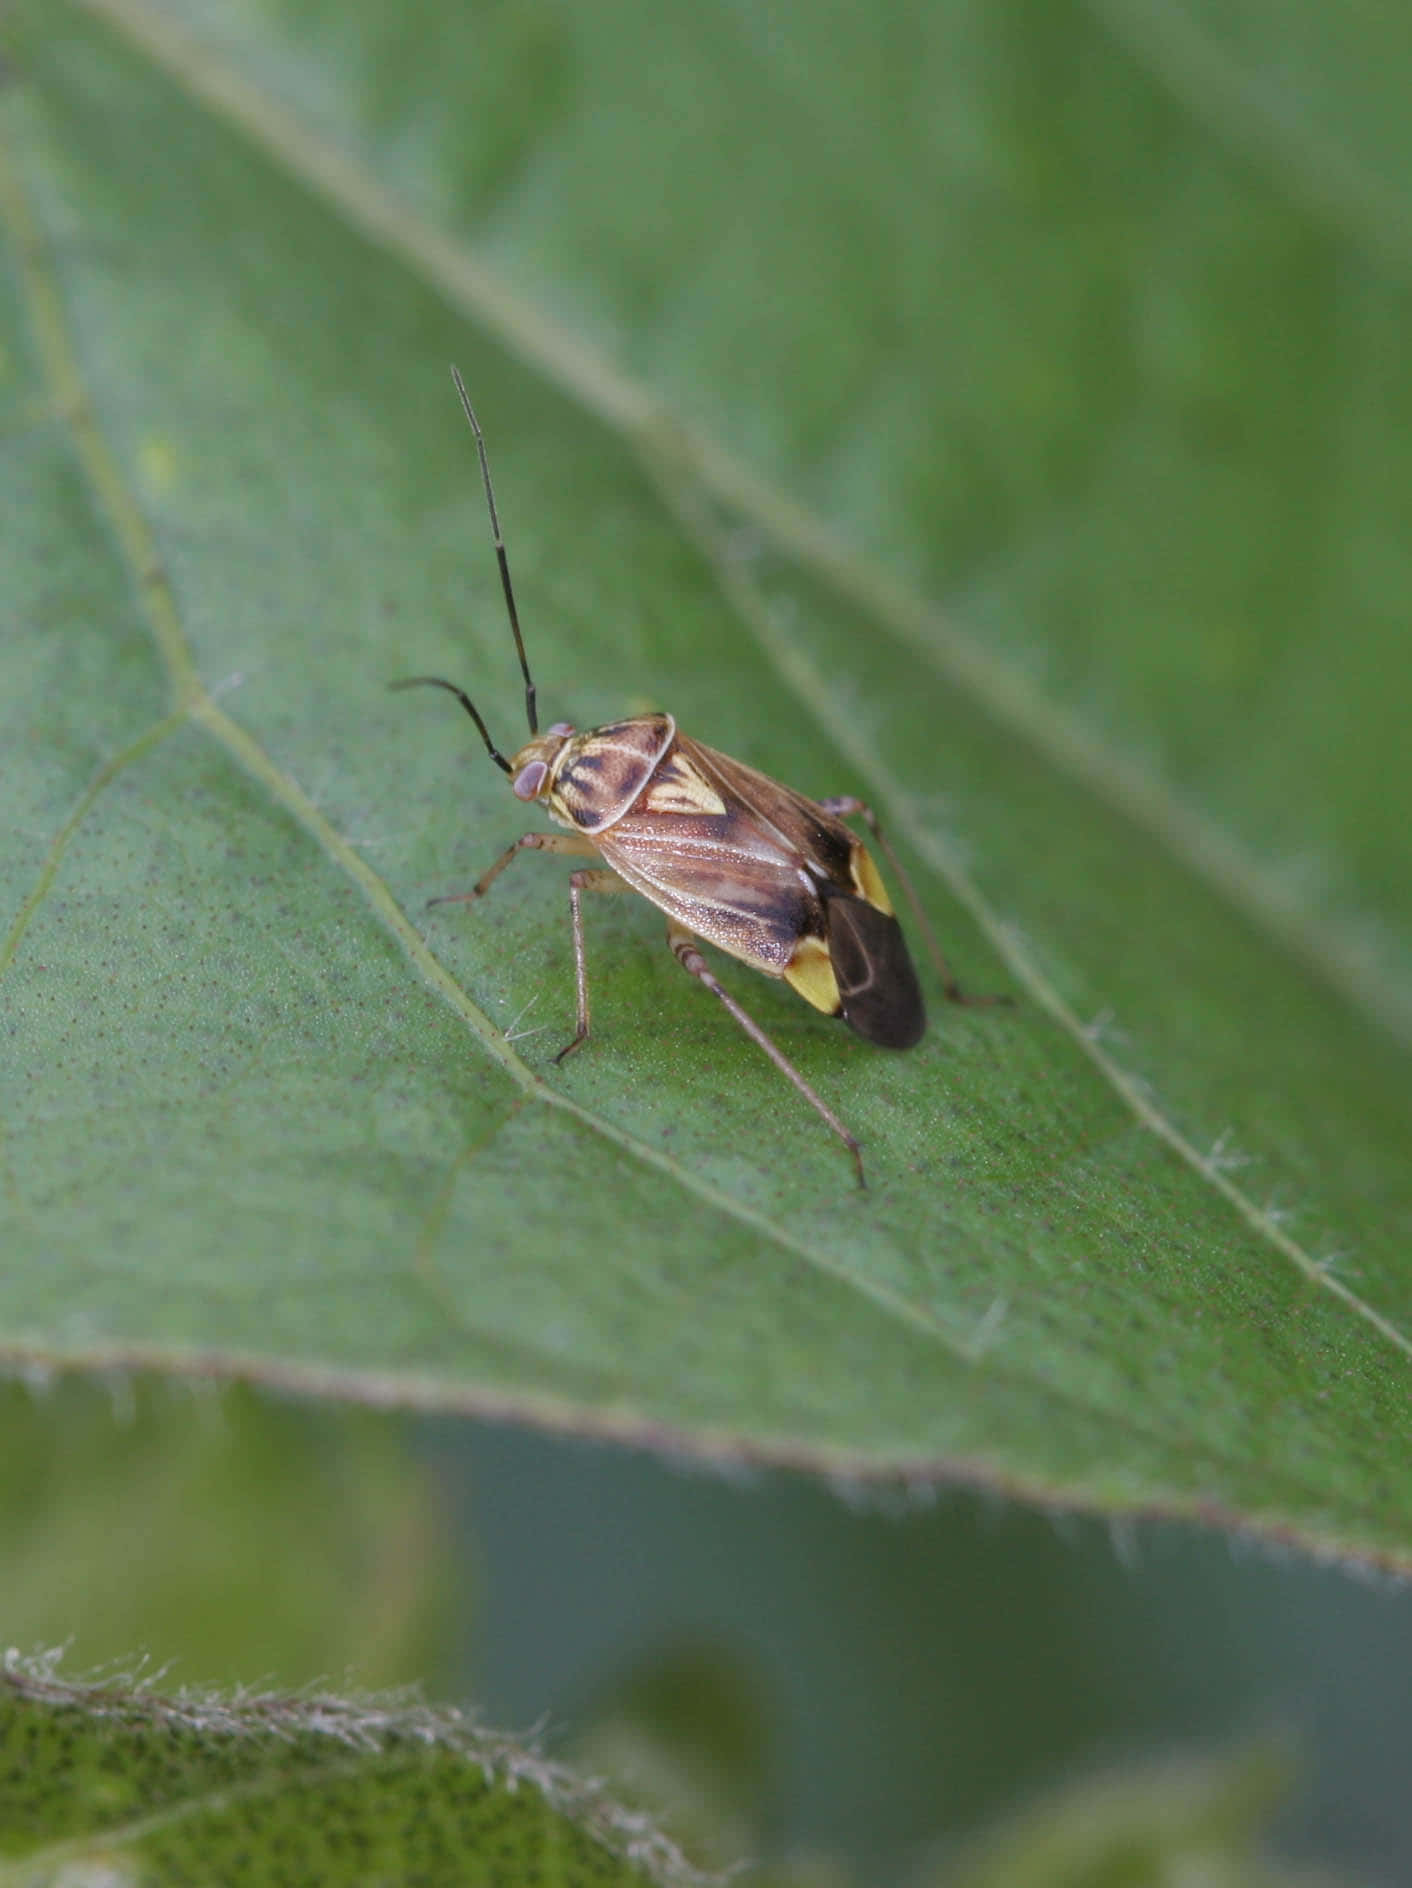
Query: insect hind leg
667 924 866 1189
818 797 1010 1008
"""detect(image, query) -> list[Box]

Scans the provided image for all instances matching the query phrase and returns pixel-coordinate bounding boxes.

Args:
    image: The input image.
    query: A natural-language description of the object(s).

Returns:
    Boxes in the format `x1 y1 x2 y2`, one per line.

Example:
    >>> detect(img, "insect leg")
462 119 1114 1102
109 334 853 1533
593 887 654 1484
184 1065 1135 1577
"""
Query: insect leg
818 797 1010 1008
666 923 866 1189
425 830 598 909
555 868 634 1065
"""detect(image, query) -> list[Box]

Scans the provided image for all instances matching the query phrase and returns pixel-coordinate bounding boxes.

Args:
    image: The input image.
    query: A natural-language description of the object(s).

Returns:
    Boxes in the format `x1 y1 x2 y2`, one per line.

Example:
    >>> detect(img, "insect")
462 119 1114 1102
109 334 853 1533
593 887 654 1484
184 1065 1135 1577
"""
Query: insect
394 369 1002 1185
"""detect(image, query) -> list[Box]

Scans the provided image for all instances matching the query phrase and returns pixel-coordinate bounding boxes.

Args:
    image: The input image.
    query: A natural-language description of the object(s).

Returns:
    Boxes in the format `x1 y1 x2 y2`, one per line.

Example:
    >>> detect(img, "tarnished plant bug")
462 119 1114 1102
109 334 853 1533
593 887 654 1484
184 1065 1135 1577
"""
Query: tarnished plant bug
394 370 1004 1186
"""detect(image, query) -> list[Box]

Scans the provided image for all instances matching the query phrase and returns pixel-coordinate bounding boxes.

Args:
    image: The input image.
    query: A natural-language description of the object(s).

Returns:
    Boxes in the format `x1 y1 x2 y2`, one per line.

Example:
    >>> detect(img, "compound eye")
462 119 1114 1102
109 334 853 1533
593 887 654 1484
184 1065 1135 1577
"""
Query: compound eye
512 758 549 802
547 720 575 737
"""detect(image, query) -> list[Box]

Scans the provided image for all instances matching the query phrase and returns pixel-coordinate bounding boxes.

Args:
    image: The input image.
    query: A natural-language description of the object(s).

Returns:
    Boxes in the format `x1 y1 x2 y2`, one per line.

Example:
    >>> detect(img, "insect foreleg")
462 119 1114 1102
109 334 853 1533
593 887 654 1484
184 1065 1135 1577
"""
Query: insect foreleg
818 796 1009 1008
425 830 599 910
666 923 866 1189
556 868 635 1065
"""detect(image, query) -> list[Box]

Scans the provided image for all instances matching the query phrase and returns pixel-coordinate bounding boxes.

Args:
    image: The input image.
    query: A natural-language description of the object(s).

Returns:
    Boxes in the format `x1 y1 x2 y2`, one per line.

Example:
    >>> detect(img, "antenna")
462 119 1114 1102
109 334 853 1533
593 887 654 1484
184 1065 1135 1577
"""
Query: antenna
450 366 538 735
388 675 513 775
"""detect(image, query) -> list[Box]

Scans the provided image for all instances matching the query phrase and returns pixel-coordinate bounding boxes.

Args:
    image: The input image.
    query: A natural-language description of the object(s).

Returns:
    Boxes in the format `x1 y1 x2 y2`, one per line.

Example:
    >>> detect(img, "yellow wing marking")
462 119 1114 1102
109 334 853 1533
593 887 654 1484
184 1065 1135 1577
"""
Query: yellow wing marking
849 842 893 915
784 933 842 1015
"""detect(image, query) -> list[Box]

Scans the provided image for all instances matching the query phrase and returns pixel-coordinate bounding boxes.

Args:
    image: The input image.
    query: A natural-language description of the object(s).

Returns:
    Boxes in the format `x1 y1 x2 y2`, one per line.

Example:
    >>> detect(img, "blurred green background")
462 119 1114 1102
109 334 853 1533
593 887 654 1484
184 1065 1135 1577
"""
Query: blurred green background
5 1376 1412 1880
5 0 1412 1879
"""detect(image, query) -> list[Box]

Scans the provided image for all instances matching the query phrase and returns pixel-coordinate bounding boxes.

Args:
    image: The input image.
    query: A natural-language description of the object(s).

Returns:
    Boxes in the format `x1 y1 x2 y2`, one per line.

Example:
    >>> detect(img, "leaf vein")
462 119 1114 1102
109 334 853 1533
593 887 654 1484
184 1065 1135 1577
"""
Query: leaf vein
647 455 1412 1366
69 0 1412 1049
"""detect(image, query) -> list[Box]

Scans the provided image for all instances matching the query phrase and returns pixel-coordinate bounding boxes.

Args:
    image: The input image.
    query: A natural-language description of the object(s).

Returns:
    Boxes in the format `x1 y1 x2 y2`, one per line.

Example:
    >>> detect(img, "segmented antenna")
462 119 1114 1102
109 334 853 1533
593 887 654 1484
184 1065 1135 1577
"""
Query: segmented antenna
388 675 512 774
450 366 538 735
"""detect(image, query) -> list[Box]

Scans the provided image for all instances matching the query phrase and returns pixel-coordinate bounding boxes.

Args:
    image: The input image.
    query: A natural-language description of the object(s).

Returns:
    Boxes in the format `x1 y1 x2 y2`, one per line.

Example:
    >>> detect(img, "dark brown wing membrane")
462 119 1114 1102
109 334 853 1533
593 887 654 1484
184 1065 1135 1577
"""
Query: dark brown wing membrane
825 893 926 1048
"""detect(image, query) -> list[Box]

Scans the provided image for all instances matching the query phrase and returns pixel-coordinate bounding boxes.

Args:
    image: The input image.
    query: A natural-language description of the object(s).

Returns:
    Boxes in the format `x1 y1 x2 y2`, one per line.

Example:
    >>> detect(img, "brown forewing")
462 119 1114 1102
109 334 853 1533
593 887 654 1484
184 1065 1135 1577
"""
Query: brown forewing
594 736 828 976
590 736 853 959
594 735 926 1047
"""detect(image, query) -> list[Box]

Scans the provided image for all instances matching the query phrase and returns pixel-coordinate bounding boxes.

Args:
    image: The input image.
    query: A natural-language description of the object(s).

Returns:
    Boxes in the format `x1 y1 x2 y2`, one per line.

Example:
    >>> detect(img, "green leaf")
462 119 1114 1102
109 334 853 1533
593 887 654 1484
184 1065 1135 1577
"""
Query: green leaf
0 1377 451 1687
918 1743 1354 1888
569 1645 770 1873
2 0 1410 1566
0 1654 685 1885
